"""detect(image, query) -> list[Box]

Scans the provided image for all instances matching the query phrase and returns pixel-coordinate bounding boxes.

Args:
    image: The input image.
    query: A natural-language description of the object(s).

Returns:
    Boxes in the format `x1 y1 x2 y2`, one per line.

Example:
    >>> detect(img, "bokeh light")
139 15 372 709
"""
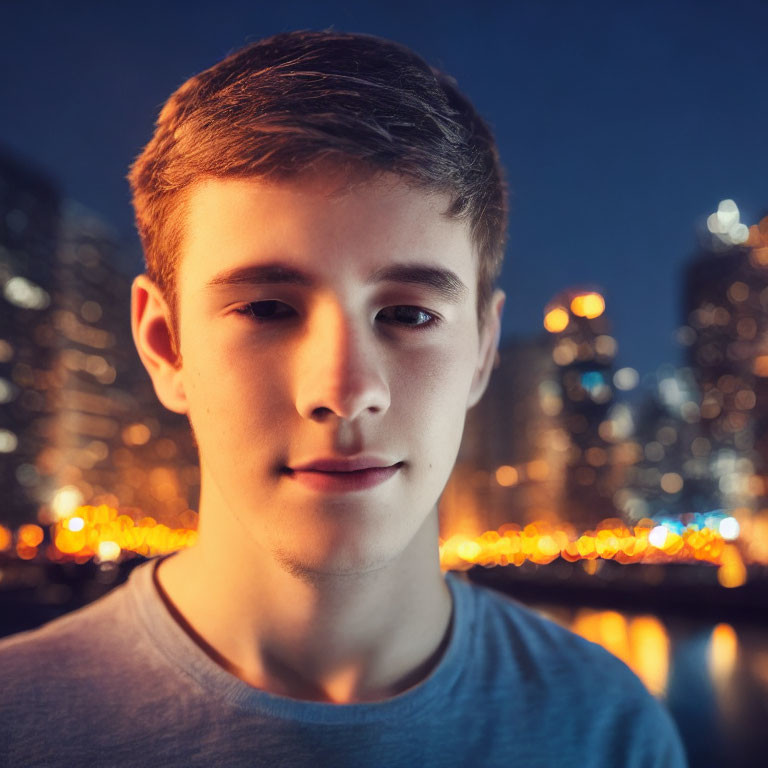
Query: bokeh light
544 306 570 333
570 292 605 319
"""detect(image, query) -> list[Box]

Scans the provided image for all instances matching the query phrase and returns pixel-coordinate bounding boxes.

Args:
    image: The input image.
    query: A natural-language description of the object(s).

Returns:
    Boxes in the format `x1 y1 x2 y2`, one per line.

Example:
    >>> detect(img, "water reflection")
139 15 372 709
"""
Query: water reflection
532 604 766 768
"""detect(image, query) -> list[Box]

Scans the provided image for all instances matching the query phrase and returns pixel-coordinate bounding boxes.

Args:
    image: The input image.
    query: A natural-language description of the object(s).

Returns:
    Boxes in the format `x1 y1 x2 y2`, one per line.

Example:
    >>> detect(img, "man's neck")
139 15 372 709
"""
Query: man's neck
155 508 453 704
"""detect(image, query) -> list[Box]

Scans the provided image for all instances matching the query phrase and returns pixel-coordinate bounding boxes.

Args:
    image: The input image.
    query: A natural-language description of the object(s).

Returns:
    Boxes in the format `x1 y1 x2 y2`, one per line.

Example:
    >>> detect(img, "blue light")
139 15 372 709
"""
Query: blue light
581 371 605 393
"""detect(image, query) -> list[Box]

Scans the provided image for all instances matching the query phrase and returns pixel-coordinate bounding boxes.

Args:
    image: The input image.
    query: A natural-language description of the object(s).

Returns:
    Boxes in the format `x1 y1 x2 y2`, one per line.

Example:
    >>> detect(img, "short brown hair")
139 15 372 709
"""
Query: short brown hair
128 29 508 341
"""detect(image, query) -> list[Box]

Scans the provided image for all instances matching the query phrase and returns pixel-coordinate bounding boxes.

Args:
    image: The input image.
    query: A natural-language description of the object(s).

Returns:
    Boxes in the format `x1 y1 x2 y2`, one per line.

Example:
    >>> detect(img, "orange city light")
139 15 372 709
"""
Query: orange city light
543 306 570 333
754 355 768 377
0 524 11 551
7 502 757 591
439 519 734 573
570 292 605 319
495 465 519 487
18 524 44 547
47 504 198 561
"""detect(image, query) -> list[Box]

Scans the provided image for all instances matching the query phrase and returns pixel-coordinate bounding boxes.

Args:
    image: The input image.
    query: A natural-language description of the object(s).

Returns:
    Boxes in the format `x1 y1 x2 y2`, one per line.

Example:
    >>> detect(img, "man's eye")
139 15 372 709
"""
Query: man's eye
235 301 296 322
377 306 438 329
234 302 438 330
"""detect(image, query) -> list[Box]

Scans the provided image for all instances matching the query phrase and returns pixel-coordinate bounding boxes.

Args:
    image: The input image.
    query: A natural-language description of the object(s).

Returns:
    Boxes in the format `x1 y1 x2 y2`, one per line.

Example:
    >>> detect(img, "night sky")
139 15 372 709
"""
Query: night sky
1 0 766 382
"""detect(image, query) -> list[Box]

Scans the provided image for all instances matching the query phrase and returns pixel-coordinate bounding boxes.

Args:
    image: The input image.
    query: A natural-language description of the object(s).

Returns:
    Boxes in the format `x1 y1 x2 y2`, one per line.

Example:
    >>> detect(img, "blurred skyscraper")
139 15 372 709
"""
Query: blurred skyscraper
0 148 199 532
442 288 627 537
619 368 714 523
42 201 199 529
441 336 565 538
542 289 622 529
680 202 768 515
0 150 59 526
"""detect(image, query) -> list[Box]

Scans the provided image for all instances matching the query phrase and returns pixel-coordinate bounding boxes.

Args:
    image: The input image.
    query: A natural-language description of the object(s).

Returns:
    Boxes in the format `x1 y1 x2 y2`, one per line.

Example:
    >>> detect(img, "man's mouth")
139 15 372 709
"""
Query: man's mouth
282 462 403 492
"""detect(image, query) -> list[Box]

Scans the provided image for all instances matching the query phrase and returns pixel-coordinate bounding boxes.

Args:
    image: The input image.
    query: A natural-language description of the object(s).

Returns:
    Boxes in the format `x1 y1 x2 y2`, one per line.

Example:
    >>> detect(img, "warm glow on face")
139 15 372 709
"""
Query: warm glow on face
543 306 569 333
173 173 491 574
570 293 605 319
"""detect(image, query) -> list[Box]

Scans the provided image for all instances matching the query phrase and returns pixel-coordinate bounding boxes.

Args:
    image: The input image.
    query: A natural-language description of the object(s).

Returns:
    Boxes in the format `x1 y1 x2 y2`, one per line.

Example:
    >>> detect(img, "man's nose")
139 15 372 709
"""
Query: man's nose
293 304 391 422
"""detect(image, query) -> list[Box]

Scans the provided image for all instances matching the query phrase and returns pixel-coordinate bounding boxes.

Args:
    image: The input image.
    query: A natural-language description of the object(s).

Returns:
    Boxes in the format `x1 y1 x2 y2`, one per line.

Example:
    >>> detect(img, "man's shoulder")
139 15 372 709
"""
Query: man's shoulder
0 567 196 766
0 576 140 700
455 574 654 700
452 575 687 765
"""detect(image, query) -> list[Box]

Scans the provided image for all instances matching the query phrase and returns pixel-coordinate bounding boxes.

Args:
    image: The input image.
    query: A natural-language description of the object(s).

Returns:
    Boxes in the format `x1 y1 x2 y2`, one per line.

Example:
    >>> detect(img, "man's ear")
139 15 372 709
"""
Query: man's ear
467 288 505 409
131 274 188 414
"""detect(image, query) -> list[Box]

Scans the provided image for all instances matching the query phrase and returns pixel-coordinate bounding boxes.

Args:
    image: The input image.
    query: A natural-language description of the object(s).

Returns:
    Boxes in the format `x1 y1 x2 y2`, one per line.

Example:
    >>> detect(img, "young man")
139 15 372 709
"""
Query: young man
0 30 686 767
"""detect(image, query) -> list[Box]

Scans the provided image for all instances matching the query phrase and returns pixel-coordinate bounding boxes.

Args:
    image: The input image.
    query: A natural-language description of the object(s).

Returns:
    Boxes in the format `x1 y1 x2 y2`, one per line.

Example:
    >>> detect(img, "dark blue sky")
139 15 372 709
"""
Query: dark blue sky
1 0 766 381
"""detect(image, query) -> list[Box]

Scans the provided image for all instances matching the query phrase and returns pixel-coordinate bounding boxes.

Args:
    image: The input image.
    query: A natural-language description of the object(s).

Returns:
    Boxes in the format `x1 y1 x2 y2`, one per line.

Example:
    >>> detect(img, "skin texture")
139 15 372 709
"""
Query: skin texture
131 171 505 703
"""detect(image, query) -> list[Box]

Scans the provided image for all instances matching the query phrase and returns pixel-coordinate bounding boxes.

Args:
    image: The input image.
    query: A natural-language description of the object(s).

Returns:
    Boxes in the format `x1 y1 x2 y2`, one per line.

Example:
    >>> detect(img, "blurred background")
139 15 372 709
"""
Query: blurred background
0 1 766 765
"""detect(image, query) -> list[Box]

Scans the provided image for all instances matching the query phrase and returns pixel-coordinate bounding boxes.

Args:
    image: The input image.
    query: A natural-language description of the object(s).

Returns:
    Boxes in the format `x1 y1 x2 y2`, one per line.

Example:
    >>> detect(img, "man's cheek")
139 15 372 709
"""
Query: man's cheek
408 351 473 413
195 378 289 440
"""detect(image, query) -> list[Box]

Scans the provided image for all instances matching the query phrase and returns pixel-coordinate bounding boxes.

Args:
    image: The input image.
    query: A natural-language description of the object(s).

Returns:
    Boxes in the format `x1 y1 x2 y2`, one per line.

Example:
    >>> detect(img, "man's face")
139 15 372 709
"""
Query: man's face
171 172 498 574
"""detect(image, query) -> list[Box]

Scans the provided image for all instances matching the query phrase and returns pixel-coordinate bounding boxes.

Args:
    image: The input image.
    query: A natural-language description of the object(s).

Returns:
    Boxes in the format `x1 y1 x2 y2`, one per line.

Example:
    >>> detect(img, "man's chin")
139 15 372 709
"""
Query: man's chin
271 539 401 584
235 496 440 582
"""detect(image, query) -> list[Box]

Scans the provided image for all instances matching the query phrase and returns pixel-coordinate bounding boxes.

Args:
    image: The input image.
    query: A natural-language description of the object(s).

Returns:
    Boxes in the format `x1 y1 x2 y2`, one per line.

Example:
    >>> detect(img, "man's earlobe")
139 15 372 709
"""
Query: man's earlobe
467 289 505 410
131 274 188 414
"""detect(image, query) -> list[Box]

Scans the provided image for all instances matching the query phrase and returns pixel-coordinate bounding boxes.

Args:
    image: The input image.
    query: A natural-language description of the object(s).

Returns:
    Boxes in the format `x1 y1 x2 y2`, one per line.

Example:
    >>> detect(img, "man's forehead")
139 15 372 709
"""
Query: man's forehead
182 170 452 219
178 173 477 290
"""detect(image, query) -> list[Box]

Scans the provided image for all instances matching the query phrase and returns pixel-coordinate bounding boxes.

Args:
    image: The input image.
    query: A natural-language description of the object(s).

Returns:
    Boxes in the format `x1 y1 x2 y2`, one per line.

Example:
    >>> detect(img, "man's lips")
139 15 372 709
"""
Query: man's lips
287 457 403 473
282 461 404 492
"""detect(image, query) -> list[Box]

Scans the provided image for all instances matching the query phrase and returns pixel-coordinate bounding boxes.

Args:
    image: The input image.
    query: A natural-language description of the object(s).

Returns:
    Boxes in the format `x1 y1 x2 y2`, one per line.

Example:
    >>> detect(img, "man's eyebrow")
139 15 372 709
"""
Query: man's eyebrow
206 264 313 289
205 262 469 303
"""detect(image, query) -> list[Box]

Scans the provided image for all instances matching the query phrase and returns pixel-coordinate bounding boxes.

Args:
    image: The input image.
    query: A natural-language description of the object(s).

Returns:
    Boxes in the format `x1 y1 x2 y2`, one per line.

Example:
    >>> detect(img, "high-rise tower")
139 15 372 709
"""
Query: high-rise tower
0 150 60 526
542 288 621 529
681 201 768 513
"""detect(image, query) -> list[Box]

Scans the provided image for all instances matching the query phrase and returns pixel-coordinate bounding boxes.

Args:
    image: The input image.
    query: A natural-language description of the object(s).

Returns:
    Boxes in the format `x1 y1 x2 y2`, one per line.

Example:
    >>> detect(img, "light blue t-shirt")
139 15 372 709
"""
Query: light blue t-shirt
0 554 686 767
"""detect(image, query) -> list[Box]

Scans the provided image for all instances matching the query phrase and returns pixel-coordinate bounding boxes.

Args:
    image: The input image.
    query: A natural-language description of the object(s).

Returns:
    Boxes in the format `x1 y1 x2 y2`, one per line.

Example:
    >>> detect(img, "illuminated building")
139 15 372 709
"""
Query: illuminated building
543 289 621 529
619 369 717 523
44 203 199 529
444 290 625 536
442 336 565 537
0 148 199 533
681 201 768 513
0 150 59 526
